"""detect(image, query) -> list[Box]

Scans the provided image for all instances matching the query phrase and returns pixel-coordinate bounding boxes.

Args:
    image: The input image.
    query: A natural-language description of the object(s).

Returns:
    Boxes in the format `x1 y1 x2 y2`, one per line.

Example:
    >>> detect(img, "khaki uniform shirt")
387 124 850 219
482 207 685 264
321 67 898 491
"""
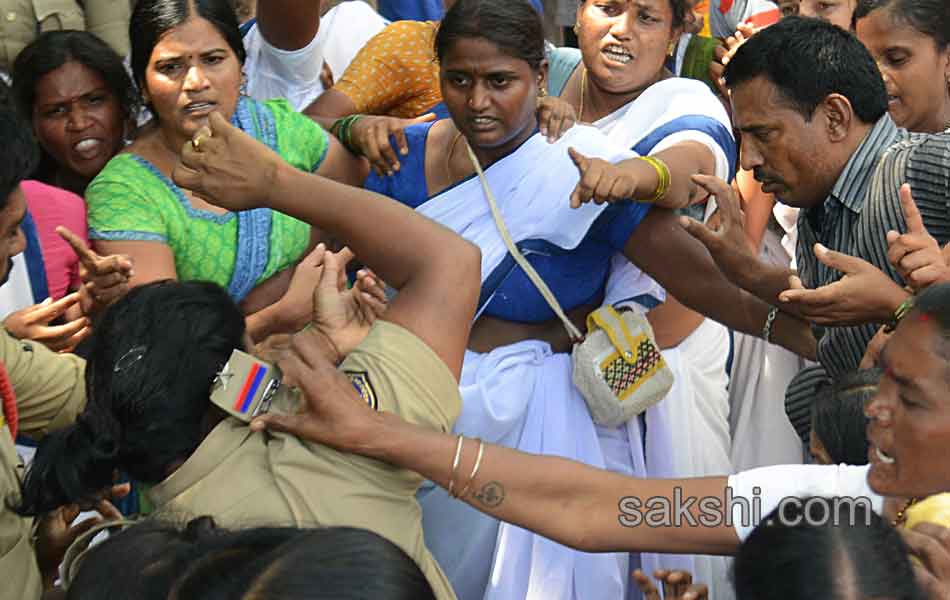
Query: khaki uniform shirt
147 320 461 600
0 328 86 600
0 0 131 73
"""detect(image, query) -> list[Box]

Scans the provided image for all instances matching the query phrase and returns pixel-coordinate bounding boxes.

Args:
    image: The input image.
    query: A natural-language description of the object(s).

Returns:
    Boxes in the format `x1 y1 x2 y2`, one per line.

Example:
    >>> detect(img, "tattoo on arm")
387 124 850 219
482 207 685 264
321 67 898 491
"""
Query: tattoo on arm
472 481 506 508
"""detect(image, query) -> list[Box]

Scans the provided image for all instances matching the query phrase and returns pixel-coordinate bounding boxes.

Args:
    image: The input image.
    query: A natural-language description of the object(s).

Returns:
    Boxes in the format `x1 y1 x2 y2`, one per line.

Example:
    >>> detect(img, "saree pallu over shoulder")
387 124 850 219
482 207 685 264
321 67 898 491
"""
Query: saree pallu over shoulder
227 97 278 301
598 77 737 181
416 125 637 313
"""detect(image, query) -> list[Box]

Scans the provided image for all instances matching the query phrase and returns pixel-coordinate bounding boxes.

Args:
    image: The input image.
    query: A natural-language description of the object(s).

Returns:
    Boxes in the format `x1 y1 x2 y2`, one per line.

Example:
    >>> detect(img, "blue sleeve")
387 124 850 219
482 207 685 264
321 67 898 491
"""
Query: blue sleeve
590 202 653 252
363 121 435 208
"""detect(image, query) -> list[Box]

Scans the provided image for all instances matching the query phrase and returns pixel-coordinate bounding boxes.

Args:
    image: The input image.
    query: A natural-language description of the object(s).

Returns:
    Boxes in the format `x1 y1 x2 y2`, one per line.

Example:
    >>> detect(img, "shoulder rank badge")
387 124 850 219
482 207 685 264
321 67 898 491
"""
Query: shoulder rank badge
346 370 378 411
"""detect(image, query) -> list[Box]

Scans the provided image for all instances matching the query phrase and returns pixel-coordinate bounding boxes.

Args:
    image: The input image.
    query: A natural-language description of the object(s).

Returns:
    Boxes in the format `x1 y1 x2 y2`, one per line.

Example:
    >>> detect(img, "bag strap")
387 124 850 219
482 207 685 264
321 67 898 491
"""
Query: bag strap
464 141 584 342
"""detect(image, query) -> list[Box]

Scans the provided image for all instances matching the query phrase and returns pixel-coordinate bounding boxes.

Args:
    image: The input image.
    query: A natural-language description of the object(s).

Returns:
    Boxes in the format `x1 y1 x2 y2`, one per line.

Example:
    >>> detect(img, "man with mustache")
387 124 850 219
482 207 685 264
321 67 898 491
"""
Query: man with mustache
681 16 950 402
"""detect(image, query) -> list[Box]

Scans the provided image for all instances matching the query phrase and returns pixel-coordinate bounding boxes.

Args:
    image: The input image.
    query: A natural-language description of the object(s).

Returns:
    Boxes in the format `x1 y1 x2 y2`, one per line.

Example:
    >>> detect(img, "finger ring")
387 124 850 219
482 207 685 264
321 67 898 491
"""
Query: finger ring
192 132 210 150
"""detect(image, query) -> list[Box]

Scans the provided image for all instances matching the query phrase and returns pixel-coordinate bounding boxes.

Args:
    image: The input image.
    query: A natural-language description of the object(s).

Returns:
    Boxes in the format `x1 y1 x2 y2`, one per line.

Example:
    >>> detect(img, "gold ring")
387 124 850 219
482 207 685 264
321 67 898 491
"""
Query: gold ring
192 132 210 150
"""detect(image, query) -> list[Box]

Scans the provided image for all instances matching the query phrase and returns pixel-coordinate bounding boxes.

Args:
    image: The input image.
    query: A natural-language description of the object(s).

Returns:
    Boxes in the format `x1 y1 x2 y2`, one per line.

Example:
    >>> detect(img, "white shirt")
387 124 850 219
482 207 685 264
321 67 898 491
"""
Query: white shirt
728 463 883 541
243 1 388 111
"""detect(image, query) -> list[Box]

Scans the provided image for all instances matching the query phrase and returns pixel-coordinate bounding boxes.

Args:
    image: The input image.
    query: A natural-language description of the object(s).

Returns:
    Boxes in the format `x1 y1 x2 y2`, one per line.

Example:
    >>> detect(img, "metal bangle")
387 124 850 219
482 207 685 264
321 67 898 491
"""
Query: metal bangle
447 435 465 498
762 306 779 342
457 439 486 499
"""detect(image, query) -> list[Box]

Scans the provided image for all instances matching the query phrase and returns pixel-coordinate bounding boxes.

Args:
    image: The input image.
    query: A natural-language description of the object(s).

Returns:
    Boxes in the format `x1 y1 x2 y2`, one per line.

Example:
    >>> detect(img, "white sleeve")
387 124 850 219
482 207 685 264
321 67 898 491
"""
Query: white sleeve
242 24 325 111
727 464 883 541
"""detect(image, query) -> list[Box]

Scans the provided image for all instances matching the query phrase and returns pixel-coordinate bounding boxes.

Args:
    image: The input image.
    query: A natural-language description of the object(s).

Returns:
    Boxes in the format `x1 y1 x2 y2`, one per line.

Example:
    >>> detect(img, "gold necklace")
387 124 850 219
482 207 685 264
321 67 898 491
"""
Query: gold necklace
578 67 587 123
444 131 465 182
892 497 919 528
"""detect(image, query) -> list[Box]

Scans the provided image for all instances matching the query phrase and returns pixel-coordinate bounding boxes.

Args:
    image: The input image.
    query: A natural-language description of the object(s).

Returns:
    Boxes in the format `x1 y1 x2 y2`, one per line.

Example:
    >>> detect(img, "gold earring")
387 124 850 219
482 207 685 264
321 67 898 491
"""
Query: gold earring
573 22 580 35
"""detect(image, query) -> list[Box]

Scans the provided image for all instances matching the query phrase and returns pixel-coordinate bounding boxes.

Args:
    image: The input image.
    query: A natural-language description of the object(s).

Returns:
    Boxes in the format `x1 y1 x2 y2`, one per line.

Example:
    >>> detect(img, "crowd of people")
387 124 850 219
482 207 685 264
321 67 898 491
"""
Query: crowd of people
0 0 949 599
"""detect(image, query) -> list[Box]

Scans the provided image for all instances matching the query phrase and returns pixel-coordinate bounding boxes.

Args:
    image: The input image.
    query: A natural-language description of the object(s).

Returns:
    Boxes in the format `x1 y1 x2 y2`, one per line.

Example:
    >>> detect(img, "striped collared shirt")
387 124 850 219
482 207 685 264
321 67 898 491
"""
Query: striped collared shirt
787 116 950 411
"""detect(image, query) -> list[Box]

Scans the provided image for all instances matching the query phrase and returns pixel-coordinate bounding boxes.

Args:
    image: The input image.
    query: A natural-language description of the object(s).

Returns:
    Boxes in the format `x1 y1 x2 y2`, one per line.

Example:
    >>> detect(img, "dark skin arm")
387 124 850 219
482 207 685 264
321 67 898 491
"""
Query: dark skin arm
251 332 741 556
624 179 816 360
173 113 481 378
304 88 359 128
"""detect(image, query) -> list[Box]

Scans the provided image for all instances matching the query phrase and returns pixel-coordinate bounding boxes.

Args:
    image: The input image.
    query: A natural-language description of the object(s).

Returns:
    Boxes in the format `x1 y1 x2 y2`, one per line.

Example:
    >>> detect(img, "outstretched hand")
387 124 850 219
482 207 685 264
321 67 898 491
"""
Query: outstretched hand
887 184 950 291
778 244 908 326
57 226 133 316
310 246 387 362
678 173 757 283
350 113 438 176
249 326 378 452
3 294 90 352
173 112 283 212
568 147 641 208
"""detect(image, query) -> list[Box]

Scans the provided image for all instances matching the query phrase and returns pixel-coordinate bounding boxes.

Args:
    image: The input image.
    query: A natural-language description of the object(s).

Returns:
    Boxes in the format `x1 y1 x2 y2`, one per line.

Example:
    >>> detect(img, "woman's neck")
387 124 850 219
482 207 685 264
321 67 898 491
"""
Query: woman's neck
53 168 91 197
582 68 671 123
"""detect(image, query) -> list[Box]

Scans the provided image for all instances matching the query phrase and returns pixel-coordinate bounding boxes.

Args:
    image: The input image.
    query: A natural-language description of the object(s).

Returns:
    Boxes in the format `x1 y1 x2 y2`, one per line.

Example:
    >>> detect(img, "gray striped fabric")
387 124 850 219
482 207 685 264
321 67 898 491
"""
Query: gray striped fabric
786 116 950 431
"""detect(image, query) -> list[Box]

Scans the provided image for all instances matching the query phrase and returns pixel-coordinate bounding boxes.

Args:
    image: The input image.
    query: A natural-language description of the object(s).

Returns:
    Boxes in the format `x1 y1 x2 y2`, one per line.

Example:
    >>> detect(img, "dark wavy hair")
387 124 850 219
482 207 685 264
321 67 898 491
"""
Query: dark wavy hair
10 30 138 184
436 0 546 70
67 519 436 600
17 280 246 515
735 498 925 600
130 0 246 109
855 0 949 48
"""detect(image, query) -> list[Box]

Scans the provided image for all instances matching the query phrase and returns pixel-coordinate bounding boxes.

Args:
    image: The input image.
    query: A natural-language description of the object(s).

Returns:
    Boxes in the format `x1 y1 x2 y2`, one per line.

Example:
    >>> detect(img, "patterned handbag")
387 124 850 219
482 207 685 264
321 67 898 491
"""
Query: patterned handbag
465 142 674 426
571 305 674 426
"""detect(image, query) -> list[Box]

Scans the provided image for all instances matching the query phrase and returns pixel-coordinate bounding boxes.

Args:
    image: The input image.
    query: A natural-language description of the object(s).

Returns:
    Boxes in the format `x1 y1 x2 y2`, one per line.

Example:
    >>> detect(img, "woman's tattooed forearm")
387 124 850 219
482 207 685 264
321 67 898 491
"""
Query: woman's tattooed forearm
472 481 506 508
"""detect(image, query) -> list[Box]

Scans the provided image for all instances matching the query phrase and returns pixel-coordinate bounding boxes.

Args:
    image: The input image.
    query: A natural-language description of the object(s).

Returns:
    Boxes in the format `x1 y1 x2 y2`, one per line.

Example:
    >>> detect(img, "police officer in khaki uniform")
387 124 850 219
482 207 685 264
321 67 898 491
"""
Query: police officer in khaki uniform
0 0 131 74
0 327 86 600
149 320 461 600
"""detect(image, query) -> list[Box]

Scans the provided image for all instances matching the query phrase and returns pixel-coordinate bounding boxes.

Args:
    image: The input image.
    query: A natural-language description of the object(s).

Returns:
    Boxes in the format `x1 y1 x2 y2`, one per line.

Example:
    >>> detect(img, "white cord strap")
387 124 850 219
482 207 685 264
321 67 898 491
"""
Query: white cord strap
464 141 584 342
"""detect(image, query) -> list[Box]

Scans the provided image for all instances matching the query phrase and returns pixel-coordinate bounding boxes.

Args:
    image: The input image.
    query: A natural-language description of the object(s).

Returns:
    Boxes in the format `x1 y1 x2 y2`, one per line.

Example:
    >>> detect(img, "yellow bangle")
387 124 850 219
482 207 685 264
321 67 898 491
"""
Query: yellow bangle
636 155 671 203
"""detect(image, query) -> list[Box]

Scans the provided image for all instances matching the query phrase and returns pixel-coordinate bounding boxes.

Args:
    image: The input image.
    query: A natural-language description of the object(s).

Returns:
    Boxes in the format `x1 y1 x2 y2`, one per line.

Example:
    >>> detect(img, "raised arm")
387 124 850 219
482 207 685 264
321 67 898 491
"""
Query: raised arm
173 113 480 378
255 0 321 51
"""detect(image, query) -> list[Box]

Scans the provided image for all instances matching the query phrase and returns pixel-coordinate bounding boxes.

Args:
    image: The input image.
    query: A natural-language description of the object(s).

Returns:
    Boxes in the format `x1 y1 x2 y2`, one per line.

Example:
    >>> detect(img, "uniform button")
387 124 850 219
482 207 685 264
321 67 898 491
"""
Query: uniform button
6 12 17 22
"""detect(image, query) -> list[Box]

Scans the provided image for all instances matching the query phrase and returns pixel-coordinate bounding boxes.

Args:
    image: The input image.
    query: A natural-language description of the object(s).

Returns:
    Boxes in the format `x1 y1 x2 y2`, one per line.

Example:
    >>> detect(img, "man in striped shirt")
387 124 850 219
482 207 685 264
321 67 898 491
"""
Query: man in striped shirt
684 17 950 404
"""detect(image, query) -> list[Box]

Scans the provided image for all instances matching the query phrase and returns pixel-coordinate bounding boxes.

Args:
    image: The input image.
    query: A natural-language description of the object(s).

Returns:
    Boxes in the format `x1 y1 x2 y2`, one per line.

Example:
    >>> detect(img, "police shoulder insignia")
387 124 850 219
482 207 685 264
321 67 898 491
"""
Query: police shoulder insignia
345 370 378 411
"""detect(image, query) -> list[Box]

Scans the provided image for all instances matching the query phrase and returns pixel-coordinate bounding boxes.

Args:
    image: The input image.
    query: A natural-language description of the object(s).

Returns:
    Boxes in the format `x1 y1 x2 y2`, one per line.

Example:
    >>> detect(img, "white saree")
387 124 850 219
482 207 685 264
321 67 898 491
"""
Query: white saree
416 125 655 600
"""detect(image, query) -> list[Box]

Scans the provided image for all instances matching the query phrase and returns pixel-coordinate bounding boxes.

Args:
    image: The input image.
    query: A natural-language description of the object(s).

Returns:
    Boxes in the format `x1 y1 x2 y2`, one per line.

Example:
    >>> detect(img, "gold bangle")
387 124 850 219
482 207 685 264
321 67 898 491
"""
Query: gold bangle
447 435 465 498
636 155 671 203
884 296 915 333
457 439 485 499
